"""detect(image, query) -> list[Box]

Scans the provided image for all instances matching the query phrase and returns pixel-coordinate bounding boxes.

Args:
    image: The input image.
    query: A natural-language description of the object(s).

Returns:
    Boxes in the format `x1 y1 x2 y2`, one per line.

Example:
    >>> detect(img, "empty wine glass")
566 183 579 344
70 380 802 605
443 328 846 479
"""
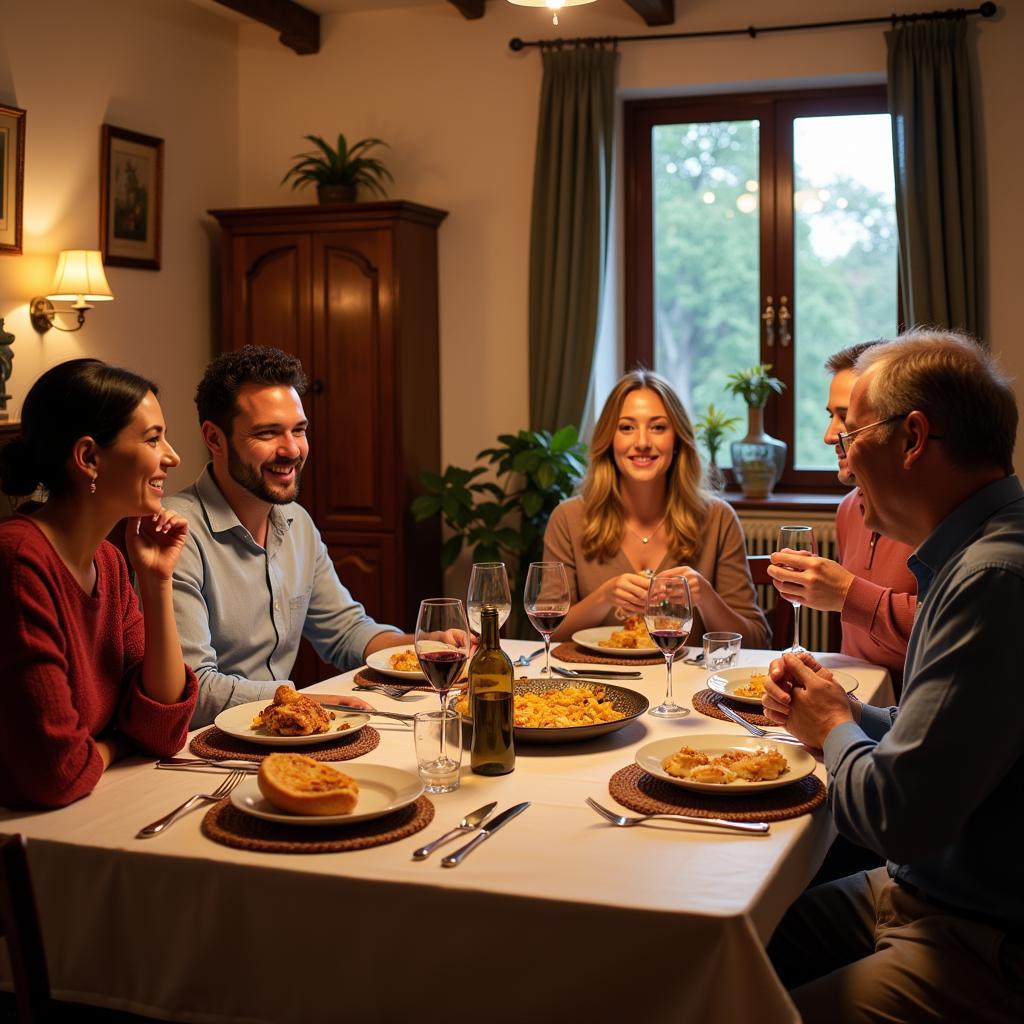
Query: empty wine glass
523 562 571 677
467 562 512 636
644 572 693 718
414 598 471 761
777 525 818 654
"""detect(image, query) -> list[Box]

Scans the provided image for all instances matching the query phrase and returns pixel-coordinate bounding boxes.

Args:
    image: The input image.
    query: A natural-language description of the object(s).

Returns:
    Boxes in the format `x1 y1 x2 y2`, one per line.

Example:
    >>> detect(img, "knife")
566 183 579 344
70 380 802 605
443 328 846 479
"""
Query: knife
441 801 530 868
321 705 416 723
552 666 643 680
157 757 258 770
411 801 497 860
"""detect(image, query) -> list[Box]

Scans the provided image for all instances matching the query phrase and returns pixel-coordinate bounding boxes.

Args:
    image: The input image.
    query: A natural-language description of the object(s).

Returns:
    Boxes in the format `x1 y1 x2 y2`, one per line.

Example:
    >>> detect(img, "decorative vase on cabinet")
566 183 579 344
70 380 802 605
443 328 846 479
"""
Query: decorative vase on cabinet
730 406 787 499
209 200 447 679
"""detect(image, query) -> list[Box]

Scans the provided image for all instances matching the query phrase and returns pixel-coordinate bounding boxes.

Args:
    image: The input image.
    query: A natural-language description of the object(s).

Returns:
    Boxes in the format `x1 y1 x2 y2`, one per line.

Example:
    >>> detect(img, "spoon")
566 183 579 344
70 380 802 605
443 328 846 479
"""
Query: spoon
514 647 545 667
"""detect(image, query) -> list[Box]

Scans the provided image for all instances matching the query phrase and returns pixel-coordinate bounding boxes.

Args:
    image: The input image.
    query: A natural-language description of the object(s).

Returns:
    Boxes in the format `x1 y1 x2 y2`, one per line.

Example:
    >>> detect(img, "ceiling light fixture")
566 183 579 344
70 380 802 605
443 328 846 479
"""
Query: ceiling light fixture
507 0 597 28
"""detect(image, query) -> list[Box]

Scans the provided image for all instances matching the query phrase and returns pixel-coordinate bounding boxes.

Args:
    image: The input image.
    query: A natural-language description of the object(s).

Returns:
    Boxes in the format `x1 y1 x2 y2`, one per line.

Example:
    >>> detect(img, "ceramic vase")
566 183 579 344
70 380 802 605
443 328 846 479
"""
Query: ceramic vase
730 406 787 498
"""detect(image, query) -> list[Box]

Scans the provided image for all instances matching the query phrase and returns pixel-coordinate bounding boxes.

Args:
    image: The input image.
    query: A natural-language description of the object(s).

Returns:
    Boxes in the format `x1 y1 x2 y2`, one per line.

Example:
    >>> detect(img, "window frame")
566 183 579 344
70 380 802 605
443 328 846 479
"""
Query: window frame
623 85 896 493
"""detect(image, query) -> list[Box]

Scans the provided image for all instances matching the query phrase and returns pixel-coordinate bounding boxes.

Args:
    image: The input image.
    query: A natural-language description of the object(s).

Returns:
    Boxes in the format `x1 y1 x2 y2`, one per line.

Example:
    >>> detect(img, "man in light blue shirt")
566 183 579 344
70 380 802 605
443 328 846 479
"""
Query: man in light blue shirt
763 331 1024 1023
166 346 409 727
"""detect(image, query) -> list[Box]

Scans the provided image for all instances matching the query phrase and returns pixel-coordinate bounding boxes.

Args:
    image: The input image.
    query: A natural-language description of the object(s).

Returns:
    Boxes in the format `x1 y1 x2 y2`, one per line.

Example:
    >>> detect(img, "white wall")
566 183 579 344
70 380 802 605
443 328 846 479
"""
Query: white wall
0 0 241 483
235 0 1024 474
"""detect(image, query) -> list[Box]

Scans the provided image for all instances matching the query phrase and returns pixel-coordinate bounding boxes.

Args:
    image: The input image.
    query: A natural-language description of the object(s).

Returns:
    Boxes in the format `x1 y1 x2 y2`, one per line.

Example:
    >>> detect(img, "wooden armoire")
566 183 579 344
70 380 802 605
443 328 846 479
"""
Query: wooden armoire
209 201 446 680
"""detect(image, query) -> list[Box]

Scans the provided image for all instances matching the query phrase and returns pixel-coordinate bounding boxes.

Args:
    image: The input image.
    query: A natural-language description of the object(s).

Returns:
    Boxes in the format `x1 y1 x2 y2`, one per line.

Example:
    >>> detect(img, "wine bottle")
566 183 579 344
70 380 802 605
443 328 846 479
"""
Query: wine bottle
469 605 515 776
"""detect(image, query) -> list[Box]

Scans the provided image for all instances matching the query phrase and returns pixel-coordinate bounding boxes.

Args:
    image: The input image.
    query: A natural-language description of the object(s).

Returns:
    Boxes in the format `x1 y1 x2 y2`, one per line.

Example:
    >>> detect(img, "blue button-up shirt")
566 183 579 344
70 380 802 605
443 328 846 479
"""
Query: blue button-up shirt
823 474 1024 927
165 466 400 727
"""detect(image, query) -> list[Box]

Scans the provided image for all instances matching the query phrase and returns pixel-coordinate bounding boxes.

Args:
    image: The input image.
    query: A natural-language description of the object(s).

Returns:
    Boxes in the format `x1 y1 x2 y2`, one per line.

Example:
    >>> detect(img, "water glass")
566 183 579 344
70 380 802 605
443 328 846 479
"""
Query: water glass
414 709 462 794
703 631 742 673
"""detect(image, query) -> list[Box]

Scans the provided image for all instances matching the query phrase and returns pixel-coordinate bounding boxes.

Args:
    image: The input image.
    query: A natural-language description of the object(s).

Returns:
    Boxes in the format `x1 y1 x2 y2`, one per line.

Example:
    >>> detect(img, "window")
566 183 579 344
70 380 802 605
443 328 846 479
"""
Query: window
624 87 898 490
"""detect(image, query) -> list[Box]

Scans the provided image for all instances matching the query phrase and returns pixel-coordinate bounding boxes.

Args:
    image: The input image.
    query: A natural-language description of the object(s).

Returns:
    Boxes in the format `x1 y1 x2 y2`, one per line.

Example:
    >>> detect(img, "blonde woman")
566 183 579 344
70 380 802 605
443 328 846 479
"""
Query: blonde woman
543 369 769 647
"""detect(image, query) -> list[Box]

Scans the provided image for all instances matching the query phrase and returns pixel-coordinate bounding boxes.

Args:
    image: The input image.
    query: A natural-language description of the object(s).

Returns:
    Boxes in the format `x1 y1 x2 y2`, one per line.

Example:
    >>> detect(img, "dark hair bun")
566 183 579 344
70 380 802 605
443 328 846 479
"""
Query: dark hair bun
0 438 41 497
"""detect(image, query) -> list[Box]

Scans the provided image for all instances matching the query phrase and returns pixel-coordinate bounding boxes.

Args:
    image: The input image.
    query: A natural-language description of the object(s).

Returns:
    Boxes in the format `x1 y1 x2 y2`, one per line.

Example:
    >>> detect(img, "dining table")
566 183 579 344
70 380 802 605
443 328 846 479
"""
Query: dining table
0 641 893 1024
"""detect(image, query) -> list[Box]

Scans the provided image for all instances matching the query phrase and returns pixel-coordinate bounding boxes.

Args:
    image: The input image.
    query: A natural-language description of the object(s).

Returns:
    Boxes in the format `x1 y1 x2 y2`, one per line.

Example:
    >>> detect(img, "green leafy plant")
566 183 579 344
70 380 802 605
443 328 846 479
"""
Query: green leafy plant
694 403 741 467
412 427 587 633
280 133 393 197
724 363 786 408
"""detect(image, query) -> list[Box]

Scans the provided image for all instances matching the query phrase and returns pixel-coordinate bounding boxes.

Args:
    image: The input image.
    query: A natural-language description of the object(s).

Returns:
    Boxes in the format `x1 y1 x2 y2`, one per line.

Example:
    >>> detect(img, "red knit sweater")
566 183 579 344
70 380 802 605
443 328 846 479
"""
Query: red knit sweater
0 516 197 808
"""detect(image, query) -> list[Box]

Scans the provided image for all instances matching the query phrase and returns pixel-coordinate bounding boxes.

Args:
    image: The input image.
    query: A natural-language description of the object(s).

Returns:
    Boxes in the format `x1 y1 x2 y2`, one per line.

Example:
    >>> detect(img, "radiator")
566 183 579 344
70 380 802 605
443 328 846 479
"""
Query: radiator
738 513 840 653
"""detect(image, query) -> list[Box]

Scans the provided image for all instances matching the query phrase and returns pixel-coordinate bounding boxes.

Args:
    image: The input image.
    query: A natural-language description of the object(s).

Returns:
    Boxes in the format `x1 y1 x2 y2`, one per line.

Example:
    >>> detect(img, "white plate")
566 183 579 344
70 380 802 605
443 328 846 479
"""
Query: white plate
365 644 425 679
635 734 816 794
214 700 370 747
572 626 661 658
230 765 424 826
707 666 859 707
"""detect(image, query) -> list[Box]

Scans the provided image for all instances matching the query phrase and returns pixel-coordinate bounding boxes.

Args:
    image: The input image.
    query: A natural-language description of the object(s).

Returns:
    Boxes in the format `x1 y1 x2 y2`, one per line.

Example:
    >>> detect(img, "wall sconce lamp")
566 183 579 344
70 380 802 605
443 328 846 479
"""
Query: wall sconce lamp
30 250 114 334
507 0 596 27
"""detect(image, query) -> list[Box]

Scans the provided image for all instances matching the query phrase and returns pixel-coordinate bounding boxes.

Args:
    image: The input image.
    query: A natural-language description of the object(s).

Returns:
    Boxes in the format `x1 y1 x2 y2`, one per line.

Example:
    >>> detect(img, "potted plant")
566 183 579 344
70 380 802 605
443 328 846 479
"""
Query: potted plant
724 364 787 498
694 403 741 491
281 133 393 204
411 426 587 637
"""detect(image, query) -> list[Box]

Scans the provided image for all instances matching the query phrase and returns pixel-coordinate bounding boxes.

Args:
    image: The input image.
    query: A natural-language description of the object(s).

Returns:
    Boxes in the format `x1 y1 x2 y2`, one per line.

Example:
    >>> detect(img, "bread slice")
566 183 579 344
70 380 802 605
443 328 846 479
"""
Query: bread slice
257 753 359 816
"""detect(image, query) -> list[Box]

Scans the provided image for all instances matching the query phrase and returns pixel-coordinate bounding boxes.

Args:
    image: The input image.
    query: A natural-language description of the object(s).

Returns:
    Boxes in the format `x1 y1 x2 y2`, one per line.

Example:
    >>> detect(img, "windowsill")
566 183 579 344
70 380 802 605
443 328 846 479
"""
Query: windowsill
722 490 843 514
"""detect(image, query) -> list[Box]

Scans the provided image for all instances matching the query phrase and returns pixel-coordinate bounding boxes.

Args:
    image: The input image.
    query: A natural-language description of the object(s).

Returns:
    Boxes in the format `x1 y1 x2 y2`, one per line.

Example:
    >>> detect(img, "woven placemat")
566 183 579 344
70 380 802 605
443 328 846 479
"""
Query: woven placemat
552 641 668 667
609 764 825 822
200 796 434 854
692 688 773 727
190 725 380 763
352 666 435 693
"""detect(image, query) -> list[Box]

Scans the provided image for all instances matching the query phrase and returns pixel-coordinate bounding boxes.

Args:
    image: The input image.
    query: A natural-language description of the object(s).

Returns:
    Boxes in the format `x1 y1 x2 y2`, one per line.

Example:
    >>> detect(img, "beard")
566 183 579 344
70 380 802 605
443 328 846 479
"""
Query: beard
227 443 303 505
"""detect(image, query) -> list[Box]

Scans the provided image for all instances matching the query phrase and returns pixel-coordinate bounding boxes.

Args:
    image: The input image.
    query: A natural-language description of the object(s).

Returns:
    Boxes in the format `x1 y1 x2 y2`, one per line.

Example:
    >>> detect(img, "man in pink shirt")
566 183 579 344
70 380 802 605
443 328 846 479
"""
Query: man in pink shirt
768 342 917 695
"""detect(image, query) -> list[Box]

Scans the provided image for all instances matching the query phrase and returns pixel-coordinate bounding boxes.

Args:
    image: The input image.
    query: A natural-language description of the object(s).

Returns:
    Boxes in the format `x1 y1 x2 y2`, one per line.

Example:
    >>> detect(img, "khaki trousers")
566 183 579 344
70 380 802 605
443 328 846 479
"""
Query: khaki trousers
768 867 1024 1023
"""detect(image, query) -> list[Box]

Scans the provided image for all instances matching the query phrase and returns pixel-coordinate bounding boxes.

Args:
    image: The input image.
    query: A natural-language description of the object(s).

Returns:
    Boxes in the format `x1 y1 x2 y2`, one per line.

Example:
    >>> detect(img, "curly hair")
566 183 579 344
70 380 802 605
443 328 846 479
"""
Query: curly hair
195 345 309 434
0 359 155 498
580 369 709 563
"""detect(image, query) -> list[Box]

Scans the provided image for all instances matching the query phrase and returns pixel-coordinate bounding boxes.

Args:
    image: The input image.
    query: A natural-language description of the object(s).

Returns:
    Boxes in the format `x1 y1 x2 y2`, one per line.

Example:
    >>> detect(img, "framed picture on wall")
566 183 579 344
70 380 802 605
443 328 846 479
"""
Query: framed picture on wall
0 105 26 255
100 124 163 270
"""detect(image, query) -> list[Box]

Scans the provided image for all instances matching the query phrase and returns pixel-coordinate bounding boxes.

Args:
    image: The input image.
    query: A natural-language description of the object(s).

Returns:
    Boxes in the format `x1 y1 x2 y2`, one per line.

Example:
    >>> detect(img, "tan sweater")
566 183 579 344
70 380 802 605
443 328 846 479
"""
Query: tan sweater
542 496 770 648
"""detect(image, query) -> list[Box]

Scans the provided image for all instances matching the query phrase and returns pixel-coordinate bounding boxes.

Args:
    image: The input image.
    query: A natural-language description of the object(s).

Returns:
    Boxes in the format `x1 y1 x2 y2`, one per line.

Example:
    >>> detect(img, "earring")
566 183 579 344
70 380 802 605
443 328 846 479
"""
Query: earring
90 478 97 495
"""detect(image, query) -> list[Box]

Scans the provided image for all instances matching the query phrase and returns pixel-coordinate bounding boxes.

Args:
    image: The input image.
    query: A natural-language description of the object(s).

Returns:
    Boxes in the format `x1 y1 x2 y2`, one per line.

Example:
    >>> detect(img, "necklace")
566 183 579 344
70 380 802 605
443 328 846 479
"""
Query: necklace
624 517 666 545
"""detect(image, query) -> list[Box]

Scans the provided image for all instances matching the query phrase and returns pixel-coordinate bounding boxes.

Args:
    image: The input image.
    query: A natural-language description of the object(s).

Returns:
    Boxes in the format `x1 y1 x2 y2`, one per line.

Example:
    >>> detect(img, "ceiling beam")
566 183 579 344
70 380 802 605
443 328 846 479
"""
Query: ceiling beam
211 0 320 54
623 0 675 27
447 0 486 17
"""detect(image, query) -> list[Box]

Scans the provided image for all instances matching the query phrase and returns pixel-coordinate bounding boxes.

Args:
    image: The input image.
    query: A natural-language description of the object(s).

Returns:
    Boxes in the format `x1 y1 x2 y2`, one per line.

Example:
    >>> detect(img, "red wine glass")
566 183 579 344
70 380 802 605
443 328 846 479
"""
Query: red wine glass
644 572 693 718
414 598 471 758
523 562 570 677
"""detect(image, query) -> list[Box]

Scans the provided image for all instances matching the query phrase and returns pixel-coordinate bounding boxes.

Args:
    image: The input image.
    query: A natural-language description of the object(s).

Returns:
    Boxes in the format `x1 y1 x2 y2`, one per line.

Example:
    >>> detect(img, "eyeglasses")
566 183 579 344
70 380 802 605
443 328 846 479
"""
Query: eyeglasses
836 414 907 457
837 413 944 457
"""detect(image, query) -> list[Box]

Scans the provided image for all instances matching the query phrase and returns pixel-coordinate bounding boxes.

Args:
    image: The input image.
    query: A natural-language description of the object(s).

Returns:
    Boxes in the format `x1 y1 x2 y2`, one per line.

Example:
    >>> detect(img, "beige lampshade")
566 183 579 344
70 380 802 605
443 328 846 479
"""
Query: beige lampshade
506 1 597 9
46 250 114 304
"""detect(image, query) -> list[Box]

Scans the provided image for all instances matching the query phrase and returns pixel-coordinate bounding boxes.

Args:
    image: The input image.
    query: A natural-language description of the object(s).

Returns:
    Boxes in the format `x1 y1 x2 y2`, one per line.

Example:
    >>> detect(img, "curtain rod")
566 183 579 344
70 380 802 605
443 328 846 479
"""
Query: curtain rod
508 2 997 52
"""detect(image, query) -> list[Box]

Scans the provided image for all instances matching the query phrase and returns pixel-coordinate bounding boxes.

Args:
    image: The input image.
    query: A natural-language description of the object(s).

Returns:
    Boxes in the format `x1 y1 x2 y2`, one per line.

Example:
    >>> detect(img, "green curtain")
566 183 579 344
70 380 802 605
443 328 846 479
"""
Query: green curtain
528 45 617 432
886 16 982 337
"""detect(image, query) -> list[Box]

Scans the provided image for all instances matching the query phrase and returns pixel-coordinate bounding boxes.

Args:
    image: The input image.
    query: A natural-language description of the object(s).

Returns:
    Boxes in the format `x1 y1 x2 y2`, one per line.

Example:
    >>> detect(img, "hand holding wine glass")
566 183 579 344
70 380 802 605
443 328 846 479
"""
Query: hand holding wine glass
523 562 571 677
467 562 512 636
414 599 471 761
644 572 693 718
777 525 818 654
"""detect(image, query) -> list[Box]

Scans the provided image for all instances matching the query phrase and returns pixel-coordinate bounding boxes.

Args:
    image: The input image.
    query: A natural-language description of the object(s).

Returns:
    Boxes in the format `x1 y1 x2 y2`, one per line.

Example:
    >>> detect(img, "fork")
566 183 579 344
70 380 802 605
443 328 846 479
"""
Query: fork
136 769 246 838
514 648 545 667
585 797 769 834
709 693 804 744
354 681 418 699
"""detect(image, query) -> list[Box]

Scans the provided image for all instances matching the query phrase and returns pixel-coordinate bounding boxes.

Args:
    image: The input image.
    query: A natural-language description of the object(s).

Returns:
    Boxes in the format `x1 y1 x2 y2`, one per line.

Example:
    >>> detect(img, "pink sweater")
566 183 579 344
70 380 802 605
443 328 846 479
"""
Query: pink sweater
836 489 917 693
0 516 197 808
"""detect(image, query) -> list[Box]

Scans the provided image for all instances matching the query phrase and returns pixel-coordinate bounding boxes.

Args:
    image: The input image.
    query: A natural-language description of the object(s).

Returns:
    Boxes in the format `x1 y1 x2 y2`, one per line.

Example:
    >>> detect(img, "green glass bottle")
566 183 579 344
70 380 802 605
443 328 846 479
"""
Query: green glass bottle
469 605 515 775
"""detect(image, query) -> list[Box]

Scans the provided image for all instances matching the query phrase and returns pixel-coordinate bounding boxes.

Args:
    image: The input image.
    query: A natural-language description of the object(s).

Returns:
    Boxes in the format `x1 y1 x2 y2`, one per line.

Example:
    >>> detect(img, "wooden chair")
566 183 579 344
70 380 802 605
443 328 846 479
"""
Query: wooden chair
747 554 794 649
0 834 51 1024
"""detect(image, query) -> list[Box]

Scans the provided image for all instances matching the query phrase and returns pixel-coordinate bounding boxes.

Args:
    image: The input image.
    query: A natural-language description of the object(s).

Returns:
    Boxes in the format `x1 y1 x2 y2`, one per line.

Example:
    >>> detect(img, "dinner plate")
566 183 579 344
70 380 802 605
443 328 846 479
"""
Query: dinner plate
365 644 425 680
635 734 816 795
214 700 370 747
230 765 424 826
571 626 661 658
707 666 859 707
455 678 649 744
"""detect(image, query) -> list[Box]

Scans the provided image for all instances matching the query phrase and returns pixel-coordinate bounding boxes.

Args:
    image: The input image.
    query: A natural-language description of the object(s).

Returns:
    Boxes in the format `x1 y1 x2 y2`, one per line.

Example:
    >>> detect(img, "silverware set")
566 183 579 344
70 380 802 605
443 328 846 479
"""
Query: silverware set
411 801 531 867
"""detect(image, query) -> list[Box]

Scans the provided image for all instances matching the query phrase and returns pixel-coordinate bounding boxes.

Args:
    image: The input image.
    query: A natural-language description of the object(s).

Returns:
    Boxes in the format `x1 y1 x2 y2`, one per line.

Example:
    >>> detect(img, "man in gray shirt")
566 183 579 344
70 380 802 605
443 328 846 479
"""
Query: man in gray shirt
763 331 1024 1022
166 346 410 727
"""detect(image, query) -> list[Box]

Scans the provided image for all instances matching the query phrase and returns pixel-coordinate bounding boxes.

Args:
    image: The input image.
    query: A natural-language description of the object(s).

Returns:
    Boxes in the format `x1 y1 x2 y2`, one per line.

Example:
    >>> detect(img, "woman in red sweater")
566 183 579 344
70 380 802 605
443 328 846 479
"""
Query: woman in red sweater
0 359 198 807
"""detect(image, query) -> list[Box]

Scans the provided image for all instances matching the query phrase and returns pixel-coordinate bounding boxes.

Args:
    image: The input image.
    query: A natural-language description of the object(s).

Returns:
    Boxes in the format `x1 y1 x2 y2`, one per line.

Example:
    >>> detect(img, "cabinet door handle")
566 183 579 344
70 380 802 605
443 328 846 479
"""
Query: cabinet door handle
778 296 792 348
311 378 325 395
762 296 776 348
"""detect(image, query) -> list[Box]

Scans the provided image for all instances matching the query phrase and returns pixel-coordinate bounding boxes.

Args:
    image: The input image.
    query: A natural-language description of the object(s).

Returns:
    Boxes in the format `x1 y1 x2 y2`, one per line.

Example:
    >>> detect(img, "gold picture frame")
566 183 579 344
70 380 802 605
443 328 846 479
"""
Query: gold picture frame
0 105 26 255
100 124 163 270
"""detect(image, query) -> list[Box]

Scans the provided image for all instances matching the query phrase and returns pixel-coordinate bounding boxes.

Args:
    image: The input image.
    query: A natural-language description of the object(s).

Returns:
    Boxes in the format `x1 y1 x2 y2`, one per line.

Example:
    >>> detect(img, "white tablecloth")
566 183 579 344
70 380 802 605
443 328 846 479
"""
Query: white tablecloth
0 644 893 1023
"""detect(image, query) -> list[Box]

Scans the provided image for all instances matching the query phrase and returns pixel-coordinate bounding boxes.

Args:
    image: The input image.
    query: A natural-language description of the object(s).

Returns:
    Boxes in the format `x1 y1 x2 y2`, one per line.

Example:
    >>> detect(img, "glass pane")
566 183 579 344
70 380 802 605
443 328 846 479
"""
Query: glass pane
793 113 897 470
652 120 761 470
